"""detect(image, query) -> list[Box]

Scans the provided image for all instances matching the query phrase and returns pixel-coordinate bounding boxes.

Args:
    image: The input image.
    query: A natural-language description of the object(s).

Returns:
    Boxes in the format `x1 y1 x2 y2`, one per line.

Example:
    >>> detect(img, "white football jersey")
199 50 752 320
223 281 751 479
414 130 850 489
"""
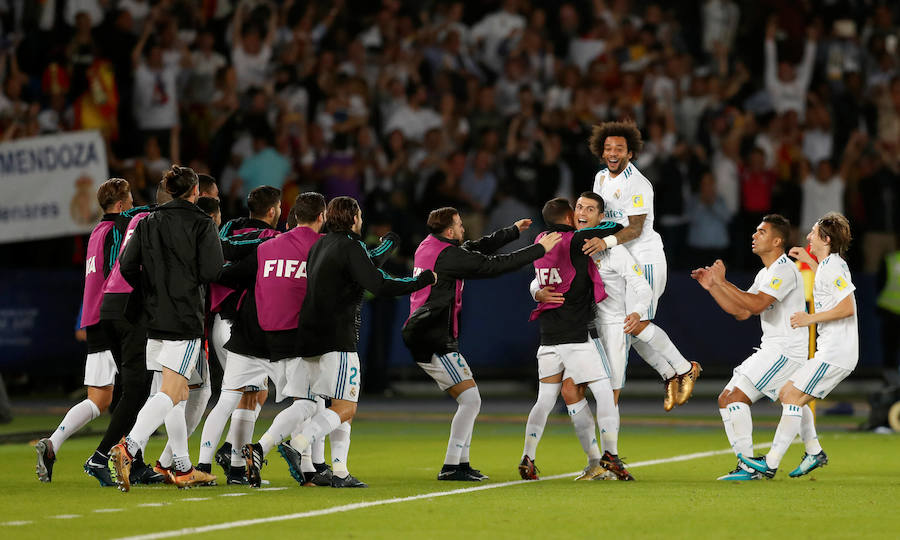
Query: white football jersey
812 254 858 369
592 245 652 324
593 162 665 264
747 253 809 360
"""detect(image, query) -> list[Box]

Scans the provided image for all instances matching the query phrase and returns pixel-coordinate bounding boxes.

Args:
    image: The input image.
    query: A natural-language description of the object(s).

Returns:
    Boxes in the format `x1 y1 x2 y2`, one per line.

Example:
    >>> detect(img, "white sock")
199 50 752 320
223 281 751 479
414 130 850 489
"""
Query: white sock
186 385 212 436
311 397 326 463
767 403 803 469
300 448 315 474
259 399 317 455
568 399 601 461
292 408 342 454
728 402 753 459
635 323 692 375
444 387 481 466
230 408 256 467
198 389 242 464
801 405 823 454
330 422 352 477
164 401 191 472
49 398 100 452
587 379 618 455
523 382 560 459
631 333 677 380
126 393 175 456
719 407 737 454
254 402 262 419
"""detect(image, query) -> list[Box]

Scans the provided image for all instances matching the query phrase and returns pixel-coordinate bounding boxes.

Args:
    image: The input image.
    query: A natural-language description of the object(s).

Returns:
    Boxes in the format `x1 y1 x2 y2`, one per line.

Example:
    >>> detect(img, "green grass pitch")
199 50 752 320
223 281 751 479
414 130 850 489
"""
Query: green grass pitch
2 414 898 539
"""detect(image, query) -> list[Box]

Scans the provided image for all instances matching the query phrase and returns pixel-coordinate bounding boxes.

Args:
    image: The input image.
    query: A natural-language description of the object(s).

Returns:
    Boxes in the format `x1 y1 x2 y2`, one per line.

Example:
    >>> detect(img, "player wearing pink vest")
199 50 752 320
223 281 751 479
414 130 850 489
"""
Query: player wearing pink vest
402 207 562 481
35 179 134 484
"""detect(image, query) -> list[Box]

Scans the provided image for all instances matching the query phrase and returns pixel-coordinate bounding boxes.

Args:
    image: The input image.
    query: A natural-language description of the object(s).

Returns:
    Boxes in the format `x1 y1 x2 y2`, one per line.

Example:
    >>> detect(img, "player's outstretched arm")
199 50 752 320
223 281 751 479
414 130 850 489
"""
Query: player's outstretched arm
708 260 776 316
441 234 554 280
368 231 400 268
582 215 644 255
462 223 523 255
790 293 855 328
348 240 435 297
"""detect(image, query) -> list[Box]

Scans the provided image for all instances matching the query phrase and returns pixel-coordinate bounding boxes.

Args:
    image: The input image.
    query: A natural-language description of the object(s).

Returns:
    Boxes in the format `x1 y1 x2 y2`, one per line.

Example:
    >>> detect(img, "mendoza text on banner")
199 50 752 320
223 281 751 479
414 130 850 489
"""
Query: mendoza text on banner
0 130 109 244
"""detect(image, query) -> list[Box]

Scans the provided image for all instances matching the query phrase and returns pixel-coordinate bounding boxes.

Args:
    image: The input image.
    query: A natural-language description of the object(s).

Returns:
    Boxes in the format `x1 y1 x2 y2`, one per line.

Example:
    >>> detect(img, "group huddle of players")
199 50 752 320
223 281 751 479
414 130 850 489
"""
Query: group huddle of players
33 121 859 489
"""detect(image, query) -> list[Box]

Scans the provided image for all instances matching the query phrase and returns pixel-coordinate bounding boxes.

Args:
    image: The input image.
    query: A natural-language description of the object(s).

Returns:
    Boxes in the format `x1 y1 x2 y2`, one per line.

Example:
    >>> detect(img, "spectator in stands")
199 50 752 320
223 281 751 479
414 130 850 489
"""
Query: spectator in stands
686 170 731 269
764 18 818 121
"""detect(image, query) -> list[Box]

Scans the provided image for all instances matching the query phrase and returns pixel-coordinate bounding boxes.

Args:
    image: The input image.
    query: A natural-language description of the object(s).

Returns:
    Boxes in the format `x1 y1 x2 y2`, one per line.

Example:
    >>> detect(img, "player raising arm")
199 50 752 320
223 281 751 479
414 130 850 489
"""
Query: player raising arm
740 213 857 478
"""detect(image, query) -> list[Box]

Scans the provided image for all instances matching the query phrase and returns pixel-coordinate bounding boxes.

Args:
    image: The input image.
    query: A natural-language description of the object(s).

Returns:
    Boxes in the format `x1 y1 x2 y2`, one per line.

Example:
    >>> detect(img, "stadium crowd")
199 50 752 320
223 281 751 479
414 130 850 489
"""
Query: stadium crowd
1 0 899 270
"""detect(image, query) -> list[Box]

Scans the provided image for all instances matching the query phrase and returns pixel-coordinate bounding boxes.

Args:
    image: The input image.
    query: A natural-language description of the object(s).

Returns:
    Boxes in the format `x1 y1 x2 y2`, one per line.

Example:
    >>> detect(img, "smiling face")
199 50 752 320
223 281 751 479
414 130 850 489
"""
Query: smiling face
807 223 830 259
574 196 602 230
602 136 632 175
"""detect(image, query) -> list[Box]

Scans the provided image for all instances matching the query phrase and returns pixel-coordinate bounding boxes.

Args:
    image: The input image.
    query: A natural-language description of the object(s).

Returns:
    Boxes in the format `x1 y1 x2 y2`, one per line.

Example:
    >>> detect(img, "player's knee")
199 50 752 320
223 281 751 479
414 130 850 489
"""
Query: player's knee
560 380 581 404
717 389 731 408
89 389 113 412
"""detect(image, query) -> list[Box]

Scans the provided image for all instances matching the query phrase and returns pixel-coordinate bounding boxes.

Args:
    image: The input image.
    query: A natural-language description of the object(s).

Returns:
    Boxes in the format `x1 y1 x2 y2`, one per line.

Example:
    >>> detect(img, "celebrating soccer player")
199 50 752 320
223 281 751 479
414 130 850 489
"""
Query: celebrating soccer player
585 121 701 410
692 215 818 480
740 213 857 478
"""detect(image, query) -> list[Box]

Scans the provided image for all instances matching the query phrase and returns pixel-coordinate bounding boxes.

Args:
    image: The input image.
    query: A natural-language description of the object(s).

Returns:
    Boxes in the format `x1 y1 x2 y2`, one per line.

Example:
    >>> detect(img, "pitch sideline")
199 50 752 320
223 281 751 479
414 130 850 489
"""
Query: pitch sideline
115 443 775 540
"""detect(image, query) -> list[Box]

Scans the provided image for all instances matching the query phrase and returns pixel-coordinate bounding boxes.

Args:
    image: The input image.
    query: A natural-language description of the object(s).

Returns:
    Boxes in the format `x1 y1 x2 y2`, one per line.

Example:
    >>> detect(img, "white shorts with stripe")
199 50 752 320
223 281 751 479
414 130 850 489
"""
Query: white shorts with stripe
146 338 201 380
281 357 315 400
537 341 608 385
626 261 666 320
306 352 361 402
84 350 117 387
418 352 474 391
593 325 627 390
728 348 805 402
790 356 853 399
221 351 287 401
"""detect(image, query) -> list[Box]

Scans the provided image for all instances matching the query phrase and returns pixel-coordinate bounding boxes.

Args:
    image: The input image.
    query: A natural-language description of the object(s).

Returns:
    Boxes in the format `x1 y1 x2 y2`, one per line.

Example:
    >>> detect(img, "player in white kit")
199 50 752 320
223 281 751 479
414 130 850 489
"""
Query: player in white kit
584 122 700 410
692 215 820 480
741 213 858 478
521 193 652 481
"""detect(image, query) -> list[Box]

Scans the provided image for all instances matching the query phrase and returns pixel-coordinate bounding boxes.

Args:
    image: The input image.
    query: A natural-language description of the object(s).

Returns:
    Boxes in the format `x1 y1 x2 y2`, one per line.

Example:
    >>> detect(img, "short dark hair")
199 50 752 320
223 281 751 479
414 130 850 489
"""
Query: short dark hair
163 165 199 199
97 178 130 212
287 192 326 228
426 207 459 234
325 196 360 232
198 174 217 196
762 214 791 248
578 191 605 212
816 212 852 257
542 197 573 225
196 196 220 217
588 121 643 159
247 186 282 218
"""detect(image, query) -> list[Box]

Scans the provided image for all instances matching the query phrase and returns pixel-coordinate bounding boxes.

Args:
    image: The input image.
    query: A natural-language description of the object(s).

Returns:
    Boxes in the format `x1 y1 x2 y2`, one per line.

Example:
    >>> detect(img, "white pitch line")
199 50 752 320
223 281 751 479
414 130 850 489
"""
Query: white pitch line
137 503 169 508
93 509 124 513
180 498 211 502
50 515 81 519
114 443 773 540
0 521 32 526
256 487 288 492
218 493 248 497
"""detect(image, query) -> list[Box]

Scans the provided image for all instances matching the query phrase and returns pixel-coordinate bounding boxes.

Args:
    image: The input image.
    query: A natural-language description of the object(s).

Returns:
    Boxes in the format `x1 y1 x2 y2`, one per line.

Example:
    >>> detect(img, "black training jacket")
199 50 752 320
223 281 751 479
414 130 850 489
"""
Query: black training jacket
120 198 224 340
401 225 545 362
296 230 434 357
537 221 622 345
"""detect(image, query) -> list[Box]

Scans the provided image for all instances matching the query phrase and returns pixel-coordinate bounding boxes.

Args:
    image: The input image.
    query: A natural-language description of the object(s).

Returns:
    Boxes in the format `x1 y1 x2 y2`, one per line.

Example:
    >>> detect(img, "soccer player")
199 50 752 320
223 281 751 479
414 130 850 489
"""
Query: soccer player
523 193 650 481
402 208 561 481
110 166 223 491
586 121 700 410
740 213 857 478
35 179 133 483
196 187 282 483
197 196 222 227
83 184 164 486
243 196 435 487
691 215 814 480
